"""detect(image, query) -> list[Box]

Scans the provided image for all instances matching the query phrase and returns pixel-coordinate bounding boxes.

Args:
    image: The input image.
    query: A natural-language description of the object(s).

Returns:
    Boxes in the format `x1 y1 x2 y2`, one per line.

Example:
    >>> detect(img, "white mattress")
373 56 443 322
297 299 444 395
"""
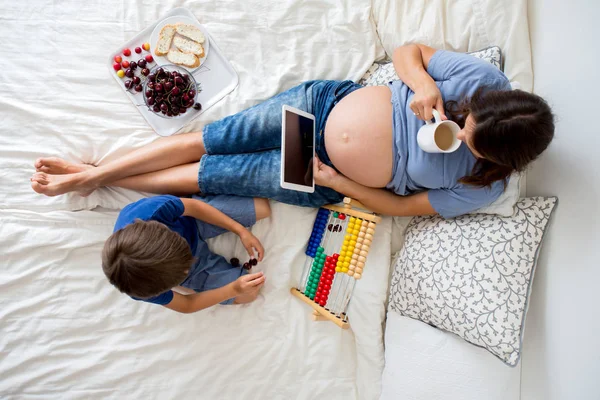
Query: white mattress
380 312 521 400
0 205 391 399
0 1 389 399
0 0 532 398
372 1 531 399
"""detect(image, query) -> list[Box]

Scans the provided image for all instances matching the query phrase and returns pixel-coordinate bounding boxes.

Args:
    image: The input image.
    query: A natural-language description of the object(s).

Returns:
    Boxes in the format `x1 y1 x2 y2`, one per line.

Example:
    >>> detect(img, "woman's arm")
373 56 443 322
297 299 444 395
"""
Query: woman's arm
180 198 264 260
334 175 435 217
392 43 446 121
314 157 436 217
164 272 265 313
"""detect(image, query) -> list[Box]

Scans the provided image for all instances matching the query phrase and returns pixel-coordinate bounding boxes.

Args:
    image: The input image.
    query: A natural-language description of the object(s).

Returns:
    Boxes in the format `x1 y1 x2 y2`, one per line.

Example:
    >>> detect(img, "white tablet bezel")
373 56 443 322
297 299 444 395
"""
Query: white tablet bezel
280 105 316 193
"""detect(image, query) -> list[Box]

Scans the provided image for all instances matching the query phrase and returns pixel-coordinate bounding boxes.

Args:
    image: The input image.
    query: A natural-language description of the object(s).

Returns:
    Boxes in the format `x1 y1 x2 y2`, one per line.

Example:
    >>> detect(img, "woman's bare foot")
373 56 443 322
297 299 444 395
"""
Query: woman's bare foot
31 158 99 197
30 171 99 197
34 157 94 175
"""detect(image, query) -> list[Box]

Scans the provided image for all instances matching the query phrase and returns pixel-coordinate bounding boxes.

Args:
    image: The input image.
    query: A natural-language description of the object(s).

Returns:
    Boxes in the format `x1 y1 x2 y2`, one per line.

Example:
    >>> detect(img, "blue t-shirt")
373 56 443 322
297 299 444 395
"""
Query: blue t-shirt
386 50 512 218
113 195 198 306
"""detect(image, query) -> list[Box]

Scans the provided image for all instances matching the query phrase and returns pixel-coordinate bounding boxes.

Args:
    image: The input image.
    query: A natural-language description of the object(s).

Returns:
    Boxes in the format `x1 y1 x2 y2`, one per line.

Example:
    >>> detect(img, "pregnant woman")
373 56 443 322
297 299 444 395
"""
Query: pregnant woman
31 44 554 218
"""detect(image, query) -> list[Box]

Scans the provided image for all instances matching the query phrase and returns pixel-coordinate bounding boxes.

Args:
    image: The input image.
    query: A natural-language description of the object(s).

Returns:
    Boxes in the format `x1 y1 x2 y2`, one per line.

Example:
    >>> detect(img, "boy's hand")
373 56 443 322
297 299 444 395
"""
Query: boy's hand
238 230 265 261
233 272 266 295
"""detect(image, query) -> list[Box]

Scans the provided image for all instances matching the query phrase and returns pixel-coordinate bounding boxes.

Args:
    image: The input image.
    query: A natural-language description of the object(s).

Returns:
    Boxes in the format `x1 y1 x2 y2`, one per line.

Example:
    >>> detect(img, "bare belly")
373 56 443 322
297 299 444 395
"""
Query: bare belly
324 86 394 188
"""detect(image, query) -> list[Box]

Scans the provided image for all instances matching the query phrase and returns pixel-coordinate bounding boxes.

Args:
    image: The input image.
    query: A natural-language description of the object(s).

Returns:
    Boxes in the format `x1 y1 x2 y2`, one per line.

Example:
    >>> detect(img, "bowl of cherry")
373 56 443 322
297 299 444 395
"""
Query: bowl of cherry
142 64 202 118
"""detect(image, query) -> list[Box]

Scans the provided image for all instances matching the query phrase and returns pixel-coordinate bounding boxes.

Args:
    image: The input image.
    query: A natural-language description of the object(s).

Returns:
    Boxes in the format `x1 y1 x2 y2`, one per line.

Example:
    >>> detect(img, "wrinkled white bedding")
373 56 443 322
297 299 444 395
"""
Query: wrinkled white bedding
0 1 389 399
0 0 532 399
0 205 391 399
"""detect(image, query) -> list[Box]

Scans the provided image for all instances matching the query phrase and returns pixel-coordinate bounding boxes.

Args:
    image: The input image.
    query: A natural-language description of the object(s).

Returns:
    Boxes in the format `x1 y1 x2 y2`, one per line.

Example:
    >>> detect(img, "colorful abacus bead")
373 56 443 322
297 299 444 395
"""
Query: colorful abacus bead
315 253 338 307
305 209 330 257
306 247 326 299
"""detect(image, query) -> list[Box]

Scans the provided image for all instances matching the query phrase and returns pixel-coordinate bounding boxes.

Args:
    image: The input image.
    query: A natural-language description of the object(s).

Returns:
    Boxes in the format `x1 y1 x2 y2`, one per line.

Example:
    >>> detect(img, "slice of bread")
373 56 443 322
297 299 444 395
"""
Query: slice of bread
173 36 205 58
167 49 200 68
155 25 176 56
175 24 205 44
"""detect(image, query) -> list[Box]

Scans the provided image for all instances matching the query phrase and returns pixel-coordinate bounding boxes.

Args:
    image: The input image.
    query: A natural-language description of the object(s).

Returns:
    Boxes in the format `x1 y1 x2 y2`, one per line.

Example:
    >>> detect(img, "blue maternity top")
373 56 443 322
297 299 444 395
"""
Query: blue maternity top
387 50 512 218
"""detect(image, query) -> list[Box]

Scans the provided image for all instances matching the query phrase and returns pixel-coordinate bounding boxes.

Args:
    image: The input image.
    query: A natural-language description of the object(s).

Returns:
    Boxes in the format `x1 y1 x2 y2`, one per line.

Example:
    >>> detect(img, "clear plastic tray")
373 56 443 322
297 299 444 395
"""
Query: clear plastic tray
107 7 239 136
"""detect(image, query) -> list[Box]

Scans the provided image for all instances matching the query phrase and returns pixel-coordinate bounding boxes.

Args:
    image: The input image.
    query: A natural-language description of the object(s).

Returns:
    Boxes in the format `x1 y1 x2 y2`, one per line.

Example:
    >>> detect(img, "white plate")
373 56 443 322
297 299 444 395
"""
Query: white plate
150 15 210 72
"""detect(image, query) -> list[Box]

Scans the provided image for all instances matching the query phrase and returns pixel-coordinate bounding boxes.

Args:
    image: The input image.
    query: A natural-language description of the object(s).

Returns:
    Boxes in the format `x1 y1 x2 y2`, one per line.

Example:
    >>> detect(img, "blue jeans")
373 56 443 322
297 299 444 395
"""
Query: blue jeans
199 80 362 207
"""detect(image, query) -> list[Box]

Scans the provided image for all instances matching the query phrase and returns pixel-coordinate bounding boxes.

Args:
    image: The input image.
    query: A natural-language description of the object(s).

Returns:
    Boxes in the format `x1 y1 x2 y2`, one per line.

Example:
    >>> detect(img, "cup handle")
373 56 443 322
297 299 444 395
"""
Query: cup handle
425 109 443 125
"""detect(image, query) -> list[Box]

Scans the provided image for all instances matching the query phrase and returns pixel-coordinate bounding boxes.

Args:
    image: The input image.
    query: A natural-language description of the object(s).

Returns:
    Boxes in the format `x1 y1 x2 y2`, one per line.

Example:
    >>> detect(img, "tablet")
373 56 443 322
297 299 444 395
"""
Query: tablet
280 105 316 193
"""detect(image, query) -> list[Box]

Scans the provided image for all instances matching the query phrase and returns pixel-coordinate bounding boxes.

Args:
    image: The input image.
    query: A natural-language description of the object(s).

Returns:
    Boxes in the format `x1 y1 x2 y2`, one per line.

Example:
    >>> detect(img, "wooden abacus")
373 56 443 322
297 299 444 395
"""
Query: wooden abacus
291 197 381 329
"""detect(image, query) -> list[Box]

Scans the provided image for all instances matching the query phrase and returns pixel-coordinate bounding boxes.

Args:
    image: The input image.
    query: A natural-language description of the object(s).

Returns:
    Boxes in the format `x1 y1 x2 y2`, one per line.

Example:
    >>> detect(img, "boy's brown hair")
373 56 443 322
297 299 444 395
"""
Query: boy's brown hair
102 219 193 299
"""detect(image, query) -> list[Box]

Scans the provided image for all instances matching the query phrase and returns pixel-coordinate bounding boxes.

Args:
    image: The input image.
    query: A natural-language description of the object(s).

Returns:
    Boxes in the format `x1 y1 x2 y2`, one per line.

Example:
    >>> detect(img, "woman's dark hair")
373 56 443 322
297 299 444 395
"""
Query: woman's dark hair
445 88 555 187
102 219 193 299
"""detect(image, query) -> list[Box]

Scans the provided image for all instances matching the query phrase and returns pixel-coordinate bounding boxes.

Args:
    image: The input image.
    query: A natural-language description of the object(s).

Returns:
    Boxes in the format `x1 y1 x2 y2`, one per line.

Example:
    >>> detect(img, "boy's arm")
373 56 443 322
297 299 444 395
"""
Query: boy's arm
180 198 264 260
163 272 265 313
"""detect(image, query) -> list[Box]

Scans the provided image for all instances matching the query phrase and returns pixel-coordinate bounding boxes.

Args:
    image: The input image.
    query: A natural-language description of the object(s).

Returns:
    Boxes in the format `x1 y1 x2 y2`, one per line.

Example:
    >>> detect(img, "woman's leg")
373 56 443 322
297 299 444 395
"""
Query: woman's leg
31 80 336 198
199 149 344 208
31 132 205 196
31 81 315 197
31 162 202 196
202 81 314 156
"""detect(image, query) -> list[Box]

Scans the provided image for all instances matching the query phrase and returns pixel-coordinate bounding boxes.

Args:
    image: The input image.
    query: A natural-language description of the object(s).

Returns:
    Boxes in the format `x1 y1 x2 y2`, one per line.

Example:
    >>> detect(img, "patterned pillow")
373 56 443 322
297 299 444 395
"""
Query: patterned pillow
389 197 557 366
358 46 502 86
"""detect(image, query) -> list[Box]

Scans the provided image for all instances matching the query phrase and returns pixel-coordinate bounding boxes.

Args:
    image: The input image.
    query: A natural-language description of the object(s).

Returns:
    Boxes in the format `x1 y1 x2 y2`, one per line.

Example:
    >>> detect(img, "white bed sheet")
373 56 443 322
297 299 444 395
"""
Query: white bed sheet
372 0 533 91
0 0 390 399
0 205 391 399
0 0 383 213
0 0 534 398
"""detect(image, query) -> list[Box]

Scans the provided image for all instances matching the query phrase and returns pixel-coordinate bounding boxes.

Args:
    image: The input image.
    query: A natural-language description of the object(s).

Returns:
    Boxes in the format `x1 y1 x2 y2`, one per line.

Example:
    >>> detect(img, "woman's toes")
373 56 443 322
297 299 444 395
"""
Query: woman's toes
31 181 47 194
31 172 49 185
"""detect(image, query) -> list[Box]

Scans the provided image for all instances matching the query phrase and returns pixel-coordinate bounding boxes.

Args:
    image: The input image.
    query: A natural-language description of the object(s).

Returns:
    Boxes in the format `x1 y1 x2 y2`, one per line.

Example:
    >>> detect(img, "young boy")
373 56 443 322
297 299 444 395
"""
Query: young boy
102 194 270 313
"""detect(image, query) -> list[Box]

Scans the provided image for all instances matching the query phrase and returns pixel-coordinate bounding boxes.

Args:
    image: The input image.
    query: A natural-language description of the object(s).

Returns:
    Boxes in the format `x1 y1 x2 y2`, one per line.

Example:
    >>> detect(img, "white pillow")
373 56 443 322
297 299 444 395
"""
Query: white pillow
381 312 521 400
389 197 558 366
358 47 519 217
476 172 521 217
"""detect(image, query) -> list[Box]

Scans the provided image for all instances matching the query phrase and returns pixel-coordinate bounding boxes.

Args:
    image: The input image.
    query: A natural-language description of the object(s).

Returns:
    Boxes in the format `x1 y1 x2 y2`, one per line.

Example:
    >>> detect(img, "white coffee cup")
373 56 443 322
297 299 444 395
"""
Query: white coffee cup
417 109 461 153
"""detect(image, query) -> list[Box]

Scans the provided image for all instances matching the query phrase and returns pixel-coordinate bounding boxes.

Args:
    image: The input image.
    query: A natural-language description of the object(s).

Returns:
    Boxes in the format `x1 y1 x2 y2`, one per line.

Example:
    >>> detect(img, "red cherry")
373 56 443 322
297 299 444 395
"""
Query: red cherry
112 62 121 71
135 47 142 54
145 54 154 63
122 60 130 68
123 48 131 56
114 55 122 63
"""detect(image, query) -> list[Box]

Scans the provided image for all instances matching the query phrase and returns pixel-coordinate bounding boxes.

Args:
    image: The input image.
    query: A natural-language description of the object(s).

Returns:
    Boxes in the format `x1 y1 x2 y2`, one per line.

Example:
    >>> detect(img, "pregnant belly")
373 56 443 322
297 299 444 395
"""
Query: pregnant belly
324 86 394 188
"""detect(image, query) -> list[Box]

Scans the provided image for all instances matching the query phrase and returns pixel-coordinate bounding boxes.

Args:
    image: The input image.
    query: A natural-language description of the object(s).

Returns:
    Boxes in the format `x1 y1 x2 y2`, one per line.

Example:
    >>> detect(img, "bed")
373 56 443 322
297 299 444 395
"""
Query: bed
0 1 533 399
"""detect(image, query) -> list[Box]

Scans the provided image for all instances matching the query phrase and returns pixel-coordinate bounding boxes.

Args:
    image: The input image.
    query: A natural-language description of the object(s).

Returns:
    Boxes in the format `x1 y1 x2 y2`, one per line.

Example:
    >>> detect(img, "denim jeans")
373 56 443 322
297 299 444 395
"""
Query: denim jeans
199 80 362 207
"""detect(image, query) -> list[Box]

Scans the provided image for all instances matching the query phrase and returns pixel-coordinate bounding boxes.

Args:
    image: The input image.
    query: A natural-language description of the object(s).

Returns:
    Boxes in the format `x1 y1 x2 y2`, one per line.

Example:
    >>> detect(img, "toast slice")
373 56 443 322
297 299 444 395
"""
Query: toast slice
167 49 200 68
175 23 205 44
155 25 176 56
173 36 205 58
